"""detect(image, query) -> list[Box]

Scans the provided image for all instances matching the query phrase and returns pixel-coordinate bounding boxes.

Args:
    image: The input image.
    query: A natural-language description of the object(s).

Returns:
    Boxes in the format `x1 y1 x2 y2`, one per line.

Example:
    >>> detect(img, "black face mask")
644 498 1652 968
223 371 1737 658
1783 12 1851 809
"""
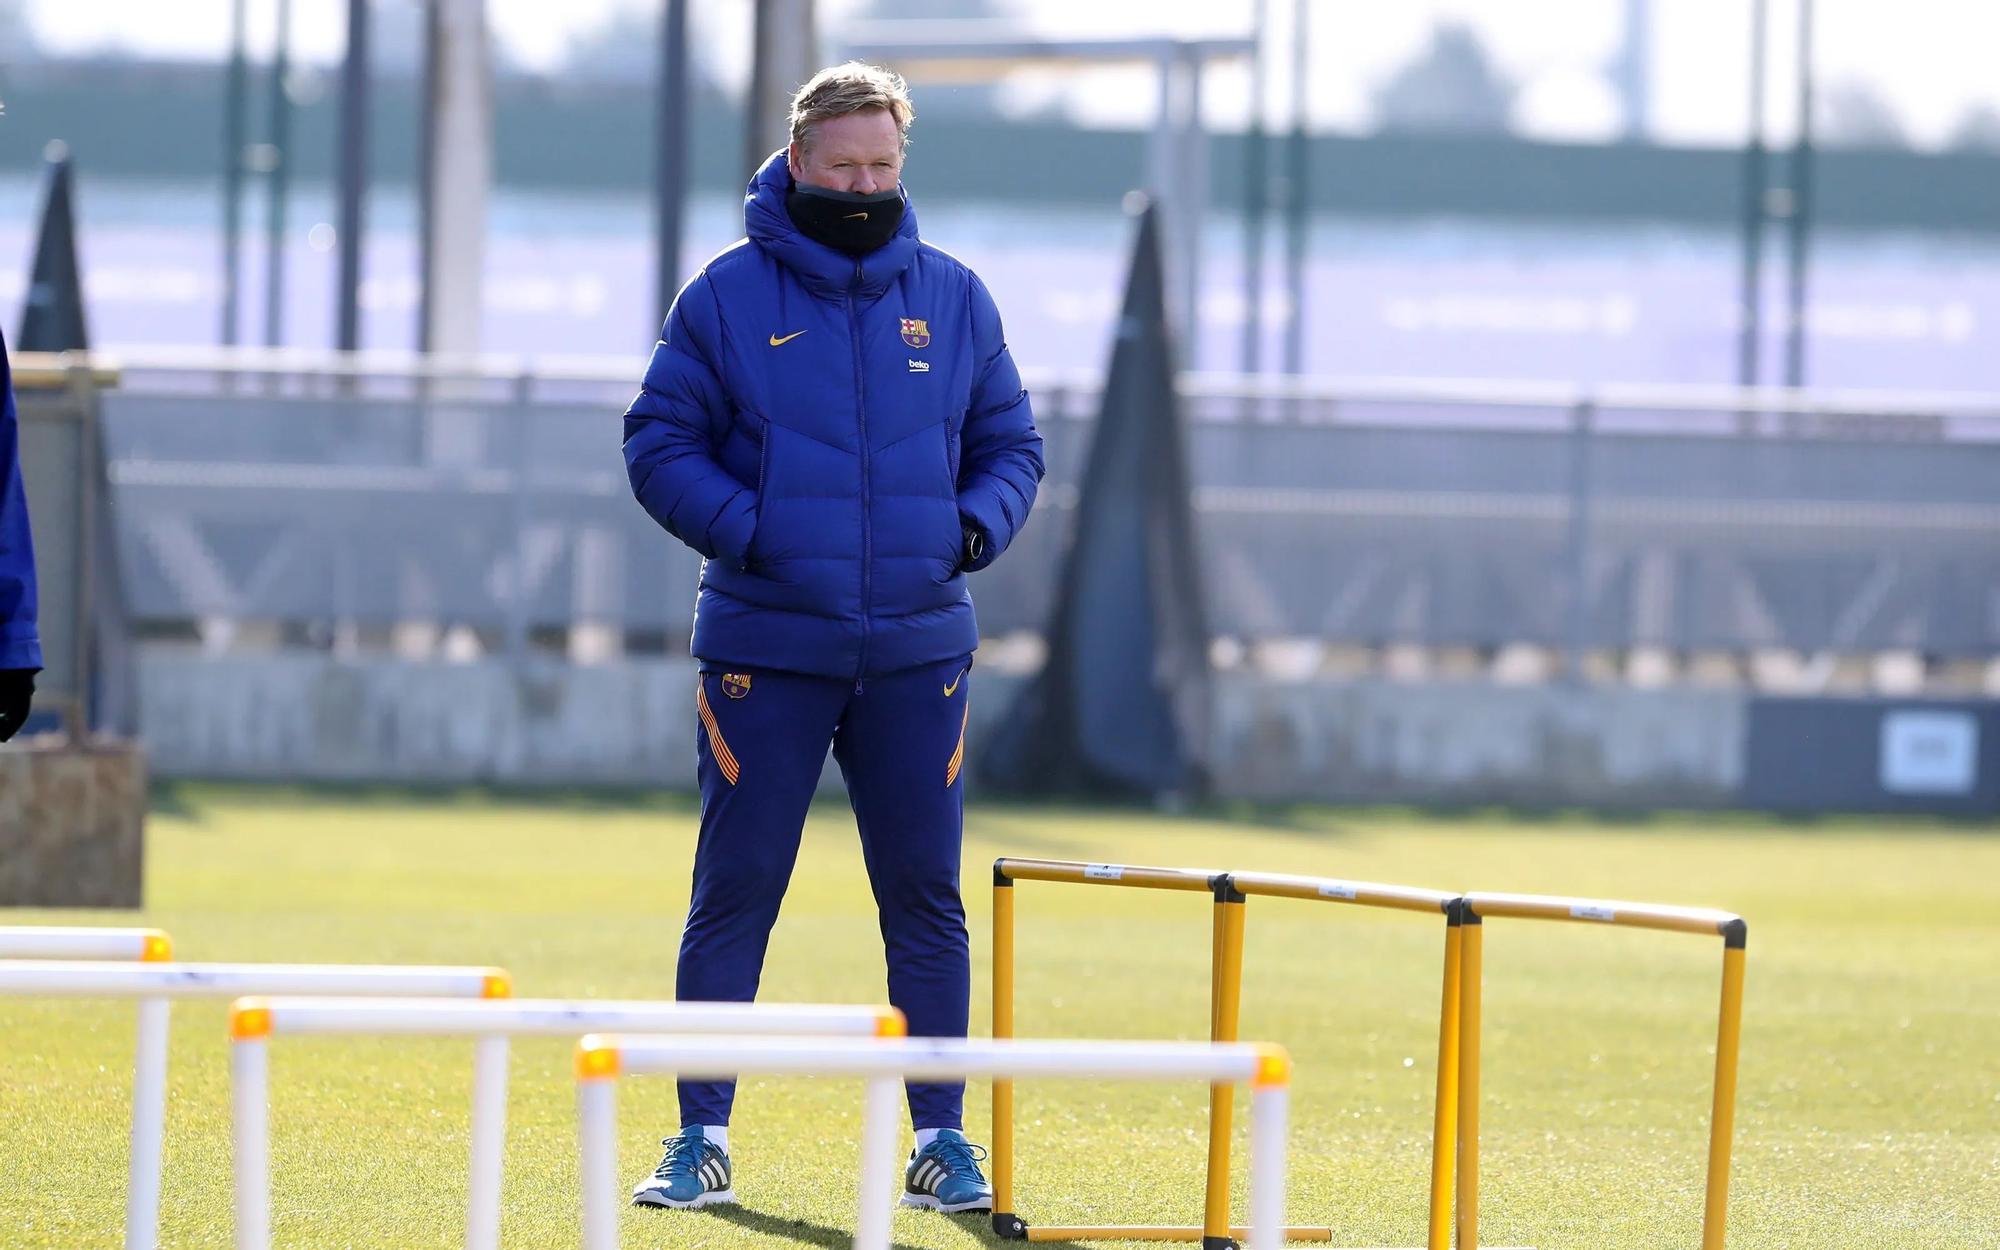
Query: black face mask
786 183 905 256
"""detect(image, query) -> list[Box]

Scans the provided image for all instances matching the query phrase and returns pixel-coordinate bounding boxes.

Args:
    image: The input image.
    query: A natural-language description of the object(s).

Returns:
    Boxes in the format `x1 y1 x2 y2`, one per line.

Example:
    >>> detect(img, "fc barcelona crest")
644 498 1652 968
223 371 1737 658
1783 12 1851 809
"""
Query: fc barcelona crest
900 317 931 349
721 673 752 700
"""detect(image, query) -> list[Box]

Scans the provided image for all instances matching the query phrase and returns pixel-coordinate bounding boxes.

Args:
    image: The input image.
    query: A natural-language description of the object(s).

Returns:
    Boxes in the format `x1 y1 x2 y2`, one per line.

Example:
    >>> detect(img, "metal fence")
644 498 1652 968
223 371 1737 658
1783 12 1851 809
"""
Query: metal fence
98 350 2000 674
14 356 129 735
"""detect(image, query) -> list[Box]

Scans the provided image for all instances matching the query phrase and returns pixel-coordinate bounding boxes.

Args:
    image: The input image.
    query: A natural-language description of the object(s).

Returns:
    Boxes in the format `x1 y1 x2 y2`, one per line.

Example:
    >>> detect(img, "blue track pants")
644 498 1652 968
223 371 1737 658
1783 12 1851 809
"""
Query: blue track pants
676 653 974 1130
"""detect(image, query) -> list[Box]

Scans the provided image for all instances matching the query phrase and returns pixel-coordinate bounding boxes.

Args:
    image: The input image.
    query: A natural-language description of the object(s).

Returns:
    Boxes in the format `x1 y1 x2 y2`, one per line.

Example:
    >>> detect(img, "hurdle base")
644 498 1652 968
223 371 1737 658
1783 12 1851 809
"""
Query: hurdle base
1014 1225 1335 1244
994 1212 1027 1239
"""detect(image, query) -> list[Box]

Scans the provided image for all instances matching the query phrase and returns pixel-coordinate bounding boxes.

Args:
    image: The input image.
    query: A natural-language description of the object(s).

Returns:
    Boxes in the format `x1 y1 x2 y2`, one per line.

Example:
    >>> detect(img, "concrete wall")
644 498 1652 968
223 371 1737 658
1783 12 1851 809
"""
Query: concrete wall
138 650 1746 807
142 652 705 786
1213 676 1743 807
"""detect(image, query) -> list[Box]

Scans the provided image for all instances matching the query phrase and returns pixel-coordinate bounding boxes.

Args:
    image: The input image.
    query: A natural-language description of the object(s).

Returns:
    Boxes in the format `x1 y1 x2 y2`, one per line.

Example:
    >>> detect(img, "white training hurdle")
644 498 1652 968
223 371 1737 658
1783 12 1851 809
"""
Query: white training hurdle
0 960 507 1250
227 996 903 1250
0 925 173 961
574 1035 1293 1250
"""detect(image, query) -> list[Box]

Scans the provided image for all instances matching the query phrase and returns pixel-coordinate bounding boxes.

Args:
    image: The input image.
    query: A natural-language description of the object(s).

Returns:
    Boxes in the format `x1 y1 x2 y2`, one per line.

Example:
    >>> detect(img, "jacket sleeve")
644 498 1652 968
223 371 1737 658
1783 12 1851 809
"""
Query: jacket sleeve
0 330 42 672
955 272 1045 572
622 273 757 565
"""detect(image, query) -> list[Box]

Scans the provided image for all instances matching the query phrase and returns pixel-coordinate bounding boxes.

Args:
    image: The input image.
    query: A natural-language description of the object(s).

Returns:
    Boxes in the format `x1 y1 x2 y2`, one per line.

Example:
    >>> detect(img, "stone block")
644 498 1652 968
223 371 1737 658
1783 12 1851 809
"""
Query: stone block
0 735 147 907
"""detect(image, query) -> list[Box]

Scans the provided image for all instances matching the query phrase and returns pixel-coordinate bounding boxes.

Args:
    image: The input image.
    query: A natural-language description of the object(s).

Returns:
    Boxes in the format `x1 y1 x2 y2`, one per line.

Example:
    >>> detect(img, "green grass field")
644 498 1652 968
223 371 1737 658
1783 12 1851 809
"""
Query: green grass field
3 785 1997 1249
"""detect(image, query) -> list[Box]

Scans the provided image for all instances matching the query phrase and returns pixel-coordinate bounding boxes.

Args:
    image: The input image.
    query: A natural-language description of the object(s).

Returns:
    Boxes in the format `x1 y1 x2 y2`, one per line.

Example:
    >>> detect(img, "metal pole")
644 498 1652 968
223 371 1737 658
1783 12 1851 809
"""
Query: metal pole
576 1073 618 1250
1143 50 1178 348
220 0 249 346
66 362 97 741
419 0 493 358
1148 49 1175 198
1736 0 1768 388
1783 0 1816 388
1181 48 1206 361
1239 0 1268 377
231 1034 270 1250
262 0 294 349
1281 0 1309 375
1453 914 1485 1250
128 997 171 1250
854 1075 904 1250
1702 942 1749 1250
1617 0 1652 138
1201 890 1247 1244
503 370 532 665
465 1036 511 1250
1248 1085 1289 1250
747 0 776 177
990 876 1018 1233
1425 912 1463 1250
417 0 440 353
335 0 371 352
745 0 817 179
1565 399 1597 683
655 0 691 322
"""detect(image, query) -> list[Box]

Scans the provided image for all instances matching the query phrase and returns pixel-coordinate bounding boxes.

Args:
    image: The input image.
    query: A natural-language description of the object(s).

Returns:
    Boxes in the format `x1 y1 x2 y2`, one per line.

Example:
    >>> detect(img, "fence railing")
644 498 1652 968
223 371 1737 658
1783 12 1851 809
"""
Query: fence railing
53 348 2000 678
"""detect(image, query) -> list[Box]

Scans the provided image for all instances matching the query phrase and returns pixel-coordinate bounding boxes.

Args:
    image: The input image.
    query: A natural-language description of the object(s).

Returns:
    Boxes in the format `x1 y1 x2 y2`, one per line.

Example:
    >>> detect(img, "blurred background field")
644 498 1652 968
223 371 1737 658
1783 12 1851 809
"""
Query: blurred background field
6 2 2000 1246
9 0 2000 801
4 785 1997 1249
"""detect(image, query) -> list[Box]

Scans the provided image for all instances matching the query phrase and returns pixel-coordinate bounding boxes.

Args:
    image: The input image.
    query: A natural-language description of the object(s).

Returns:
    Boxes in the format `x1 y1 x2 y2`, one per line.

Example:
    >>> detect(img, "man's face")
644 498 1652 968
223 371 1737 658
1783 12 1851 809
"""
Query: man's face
788 108 904 195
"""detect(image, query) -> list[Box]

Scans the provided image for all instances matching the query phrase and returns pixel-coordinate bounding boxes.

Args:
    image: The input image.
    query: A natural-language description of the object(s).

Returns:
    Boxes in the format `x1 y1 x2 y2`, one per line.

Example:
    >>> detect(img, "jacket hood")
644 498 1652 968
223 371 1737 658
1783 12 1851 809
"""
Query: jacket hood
744 147 921 300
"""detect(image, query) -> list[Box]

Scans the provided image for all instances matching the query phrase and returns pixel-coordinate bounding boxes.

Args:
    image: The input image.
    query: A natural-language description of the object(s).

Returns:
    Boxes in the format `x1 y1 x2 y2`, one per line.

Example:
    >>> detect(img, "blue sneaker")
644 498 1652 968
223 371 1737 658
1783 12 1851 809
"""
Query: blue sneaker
631 1127 734 1208
901 1129 993 1213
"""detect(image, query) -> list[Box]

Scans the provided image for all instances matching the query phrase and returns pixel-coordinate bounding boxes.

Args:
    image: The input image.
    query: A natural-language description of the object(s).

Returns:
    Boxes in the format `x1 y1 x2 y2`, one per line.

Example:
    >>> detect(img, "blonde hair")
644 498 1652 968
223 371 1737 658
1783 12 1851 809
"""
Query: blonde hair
789 62 915 154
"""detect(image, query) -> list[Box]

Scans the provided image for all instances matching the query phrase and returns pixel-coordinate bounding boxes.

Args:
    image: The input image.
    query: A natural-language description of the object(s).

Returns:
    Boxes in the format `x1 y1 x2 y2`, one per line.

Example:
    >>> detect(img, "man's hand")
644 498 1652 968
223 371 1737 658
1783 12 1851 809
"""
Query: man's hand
0 668 35 743
960 521 986 571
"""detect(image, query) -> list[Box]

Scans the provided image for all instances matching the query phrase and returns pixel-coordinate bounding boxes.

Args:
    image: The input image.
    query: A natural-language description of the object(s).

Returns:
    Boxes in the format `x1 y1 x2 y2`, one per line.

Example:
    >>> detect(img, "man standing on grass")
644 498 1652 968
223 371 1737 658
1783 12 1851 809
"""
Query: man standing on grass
621 63 1043 1213
0 328 41 743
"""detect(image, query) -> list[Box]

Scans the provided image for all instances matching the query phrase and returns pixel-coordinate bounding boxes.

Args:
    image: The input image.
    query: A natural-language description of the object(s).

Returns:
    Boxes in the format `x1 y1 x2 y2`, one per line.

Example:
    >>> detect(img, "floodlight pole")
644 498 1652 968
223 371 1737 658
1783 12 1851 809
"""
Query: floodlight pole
220 0 249 347
1240 0 1269 376
746 0 817 178
1281 0 1309 376
1154 47 1207 356
1783 0 1816 388
335 0 371 352
418 0 492 357
262 0 294 349
1736 0 1768 389
654 0 692 322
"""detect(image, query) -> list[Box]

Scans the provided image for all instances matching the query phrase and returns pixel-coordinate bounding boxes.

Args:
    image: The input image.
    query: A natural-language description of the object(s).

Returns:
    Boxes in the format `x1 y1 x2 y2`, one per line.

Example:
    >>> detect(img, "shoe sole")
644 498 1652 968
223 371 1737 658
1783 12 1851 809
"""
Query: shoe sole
632 1187 736 1209
900 1192 993 1214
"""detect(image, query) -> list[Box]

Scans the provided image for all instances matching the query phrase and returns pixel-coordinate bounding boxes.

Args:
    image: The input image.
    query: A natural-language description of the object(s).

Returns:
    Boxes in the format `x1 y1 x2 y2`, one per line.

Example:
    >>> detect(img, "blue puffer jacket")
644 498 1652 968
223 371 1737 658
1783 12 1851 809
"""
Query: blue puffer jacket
0 329 42 672
624 149 1044 681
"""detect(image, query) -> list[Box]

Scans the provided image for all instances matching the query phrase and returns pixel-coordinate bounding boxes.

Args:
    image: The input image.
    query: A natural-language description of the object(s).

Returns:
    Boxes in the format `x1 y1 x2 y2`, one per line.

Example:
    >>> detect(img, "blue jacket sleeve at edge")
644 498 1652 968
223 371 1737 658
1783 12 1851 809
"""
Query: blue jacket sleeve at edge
622 273 757 565
0 329 43 672
955 273 1045 572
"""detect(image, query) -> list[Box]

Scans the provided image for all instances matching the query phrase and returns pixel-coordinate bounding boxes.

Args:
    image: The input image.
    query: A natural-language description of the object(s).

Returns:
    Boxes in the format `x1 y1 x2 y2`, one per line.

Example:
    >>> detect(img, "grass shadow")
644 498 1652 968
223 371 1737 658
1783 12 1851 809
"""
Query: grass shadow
699 1203 1087 1250
697 1203 921 1250
148 780 207 825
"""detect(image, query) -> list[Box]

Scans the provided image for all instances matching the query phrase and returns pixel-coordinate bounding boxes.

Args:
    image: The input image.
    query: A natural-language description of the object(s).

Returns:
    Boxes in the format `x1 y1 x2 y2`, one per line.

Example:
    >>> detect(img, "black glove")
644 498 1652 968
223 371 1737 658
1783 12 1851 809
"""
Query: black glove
960 522 986 571
0 668 34 743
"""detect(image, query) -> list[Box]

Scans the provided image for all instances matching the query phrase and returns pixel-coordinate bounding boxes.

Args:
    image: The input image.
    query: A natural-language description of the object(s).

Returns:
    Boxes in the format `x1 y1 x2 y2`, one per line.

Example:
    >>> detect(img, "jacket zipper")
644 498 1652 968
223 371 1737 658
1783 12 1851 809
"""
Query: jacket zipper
847 262 871 694
746 418 771 572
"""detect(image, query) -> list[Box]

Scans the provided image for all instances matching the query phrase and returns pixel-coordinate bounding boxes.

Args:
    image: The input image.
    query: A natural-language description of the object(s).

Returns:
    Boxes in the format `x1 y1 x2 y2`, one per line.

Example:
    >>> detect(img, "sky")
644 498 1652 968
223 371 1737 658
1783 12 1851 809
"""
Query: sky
21 0 2000 150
